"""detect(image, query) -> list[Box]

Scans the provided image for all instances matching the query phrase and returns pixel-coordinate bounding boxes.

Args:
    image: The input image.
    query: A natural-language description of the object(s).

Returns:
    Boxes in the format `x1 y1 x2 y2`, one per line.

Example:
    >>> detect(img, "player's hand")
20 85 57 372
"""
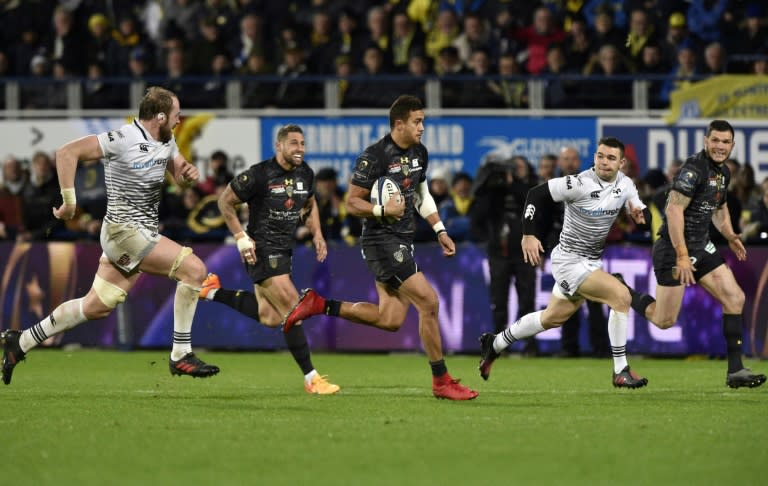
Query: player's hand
53 203 77 220
522 235 544 266
672 253 696 286
236 232 256 265
728 236 747 261
384 195 405 220
179 163 199 185
628 202 646 225
313 234 327 262
438 231 456 257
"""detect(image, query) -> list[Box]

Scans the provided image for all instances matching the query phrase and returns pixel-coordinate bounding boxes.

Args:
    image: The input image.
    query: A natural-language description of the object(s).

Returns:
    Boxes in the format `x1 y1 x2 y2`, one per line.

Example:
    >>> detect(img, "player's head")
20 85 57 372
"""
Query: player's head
389 95 425 147
704 120 735 164
593 136 625 182
275 124 305 169
139 86 179 143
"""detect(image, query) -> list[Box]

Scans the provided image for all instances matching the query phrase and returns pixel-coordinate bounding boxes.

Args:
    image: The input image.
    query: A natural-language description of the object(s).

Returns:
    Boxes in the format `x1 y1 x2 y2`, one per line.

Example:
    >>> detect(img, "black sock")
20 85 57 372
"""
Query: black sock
429 359 448 378
213 289 259 319
324 299 341 316
722 314 745 373
631 293 656 318
284 325 314 375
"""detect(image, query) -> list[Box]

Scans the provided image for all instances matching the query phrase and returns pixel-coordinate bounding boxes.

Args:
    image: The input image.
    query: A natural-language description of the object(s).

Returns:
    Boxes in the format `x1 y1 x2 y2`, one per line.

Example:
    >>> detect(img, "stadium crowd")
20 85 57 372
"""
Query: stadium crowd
0 0 767 109
1 0 767 244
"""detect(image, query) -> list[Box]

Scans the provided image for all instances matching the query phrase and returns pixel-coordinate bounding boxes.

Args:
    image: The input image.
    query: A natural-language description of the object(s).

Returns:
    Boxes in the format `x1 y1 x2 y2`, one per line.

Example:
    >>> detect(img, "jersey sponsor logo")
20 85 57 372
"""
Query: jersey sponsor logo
566 176 573 190
524 204 535 220
412 158 419 167
559 280 570 292
388 163 402 173
297 181 304 190
590 191 600 199
139 143 149 153
131 157 168 169
268 254 280 269
108 131 115 142
117 253 131 267
577 207 620 217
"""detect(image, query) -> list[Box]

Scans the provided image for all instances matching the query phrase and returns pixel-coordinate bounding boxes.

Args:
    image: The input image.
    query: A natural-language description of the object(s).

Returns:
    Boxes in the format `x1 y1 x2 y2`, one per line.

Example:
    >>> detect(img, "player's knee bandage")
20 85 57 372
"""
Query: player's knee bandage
93 275 127 309
168 246 193 280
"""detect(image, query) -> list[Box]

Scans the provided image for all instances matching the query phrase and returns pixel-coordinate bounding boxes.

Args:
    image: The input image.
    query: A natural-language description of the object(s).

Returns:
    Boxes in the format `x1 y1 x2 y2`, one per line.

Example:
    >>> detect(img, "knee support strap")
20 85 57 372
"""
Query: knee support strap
168 246 193 280
93 275 127 309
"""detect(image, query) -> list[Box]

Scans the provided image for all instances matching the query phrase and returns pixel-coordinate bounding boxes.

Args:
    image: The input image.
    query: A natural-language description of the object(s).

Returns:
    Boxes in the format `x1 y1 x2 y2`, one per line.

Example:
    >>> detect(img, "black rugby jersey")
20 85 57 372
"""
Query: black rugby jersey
658 149 729 251
231 157 314 251
350 134 429 248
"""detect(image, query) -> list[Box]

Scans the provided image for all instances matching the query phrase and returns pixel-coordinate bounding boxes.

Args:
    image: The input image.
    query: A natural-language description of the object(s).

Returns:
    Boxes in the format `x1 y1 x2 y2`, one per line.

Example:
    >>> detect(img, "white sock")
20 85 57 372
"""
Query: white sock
204 288 218 300
608 309 629 374
19 298 86 353
171 282 199 361
304 369 318 383
493 310 544 353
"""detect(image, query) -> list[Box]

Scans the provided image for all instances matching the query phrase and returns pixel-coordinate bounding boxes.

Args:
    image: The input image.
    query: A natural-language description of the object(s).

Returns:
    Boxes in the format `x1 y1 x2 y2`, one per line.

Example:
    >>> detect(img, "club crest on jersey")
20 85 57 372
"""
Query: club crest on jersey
612 187 622 198
285 179 294 197
524 204 535 220
139 143 149 153
590 191 600 199
400 156 411 176
393 248 404 263
268 254 280 269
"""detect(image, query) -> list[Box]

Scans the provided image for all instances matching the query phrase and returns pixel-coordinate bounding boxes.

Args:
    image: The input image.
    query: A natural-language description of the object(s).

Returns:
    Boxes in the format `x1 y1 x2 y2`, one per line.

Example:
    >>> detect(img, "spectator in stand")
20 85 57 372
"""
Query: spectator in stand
590 5 627 52
159 0 203 46
542 43 579 109
624 8 658 71
488 51 528 108
333 8 366 68
563 16 594 72
108 14 147 76
514 6 567 75
754 54 768 75
660 12 697 68
306 10 337 74
200 0 238 44
190 16 228 74
733 163 761 210
581 44 632 109
343 45 395 108
47 6 86 76
241 50 275 108
439 171 474 242
436 45 468 108
392 50 430 100
127 47 153 78
199 53 231 108
687 0 731 45
312 167 345 242
660 43 700 105
21 55 55 109
584 0 628 30
274 45 322 108
453 13 496 68
362 5 392 68
458 48 503 108
391 11 425 72
162 47 203 108
229 13 270 69
537 154 557 182
701 41 729 76
83 62 126 109
741 177 768 243
198 150 233 196
19 151 63 242
85 13 115 72
729 4 768 73
13 26 43 76
424 8 461 63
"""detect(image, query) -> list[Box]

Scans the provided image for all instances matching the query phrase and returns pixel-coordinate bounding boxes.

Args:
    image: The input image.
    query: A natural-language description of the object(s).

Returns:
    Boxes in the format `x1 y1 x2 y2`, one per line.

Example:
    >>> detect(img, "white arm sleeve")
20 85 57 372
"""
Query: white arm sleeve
416 180 438 219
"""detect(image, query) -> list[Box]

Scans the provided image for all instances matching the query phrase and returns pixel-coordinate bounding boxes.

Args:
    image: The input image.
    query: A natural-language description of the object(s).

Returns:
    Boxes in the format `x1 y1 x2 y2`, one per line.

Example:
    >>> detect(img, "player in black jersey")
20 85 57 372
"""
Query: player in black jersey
201 124 339 394
282 95 478 400
623 120 765 388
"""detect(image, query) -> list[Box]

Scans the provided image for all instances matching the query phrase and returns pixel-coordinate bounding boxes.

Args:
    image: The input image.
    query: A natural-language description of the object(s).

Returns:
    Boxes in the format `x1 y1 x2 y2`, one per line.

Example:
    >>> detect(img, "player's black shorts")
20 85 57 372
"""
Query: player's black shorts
245 249 292 284
362 241 418 290
652 238 725 286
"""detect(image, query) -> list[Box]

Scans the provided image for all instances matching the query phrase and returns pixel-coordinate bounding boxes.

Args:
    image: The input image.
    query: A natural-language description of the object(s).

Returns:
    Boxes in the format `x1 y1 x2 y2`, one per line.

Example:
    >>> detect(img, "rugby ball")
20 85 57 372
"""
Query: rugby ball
370 176 401 224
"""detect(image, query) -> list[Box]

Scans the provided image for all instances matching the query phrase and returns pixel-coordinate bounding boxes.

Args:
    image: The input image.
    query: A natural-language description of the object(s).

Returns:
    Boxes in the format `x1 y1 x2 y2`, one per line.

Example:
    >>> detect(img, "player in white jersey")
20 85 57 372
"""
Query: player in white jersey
1 87 219 385
478 137 650 388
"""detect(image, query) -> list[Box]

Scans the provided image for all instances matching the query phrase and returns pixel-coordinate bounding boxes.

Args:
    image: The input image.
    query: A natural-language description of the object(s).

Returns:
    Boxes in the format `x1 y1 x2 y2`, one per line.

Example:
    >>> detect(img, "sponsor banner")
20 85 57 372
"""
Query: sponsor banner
260 117 595 184
667 75 768 124
3 242 766 357
598 118 768 182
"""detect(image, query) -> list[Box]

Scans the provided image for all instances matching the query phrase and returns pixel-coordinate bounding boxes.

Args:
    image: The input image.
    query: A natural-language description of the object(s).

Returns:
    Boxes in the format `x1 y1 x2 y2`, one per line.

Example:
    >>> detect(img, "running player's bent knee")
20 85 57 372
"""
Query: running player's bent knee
92 275 127 312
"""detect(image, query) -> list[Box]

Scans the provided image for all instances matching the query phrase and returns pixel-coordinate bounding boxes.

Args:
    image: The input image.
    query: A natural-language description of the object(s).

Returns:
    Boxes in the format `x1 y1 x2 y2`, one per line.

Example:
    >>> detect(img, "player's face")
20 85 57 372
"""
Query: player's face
158 97 181 143
704 129 734 164
397 110 425 146
593 144 624 182
277 131 305 168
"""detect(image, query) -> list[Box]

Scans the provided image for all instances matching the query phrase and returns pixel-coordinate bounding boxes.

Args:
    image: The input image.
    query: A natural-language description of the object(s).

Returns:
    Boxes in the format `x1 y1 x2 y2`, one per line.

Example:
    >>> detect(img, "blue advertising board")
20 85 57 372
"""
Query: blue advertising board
598 119 768 182
260 117 596 184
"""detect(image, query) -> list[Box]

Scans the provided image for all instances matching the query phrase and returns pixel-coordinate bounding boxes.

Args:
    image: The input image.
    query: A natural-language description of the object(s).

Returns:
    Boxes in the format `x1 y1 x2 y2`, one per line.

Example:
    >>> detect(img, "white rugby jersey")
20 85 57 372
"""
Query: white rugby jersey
96 120 179 230
548 168 645 259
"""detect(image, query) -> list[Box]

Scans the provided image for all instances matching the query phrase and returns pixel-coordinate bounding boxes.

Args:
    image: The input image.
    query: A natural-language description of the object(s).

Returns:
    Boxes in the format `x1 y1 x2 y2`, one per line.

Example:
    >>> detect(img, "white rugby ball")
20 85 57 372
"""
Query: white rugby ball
370 176 401 224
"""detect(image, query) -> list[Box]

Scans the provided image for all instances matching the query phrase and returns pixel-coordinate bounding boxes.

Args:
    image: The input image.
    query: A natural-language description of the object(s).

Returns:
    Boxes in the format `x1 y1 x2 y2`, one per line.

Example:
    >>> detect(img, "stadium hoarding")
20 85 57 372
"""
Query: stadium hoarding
597 118 768 184
2 242 766 357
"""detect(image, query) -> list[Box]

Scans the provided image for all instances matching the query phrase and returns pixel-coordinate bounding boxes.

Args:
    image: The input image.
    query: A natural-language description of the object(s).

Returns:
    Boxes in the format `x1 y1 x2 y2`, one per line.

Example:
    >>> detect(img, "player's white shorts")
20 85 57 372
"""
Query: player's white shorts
550 244 602 300
100 221 160 272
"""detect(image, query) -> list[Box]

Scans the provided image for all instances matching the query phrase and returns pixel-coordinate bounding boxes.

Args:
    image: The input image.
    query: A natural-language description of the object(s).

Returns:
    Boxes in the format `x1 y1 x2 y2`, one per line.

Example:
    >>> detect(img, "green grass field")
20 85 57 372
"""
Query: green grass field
1 350 766 485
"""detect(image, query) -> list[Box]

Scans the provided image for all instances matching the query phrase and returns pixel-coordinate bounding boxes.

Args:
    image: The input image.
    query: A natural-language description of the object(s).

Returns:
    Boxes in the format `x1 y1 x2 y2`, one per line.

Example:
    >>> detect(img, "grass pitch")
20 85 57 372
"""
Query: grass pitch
1 350 766 486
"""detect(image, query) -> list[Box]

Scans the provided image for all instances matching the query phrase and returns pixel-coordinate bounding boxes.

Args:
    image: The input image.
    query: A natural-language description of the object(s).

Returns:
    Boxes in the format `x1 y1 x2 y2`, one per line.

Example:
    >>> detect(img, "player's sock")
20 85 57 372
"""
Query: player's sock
171 282 198 361
722 313 745 373
608 309 629 374
19 298 86 353
493 310 544 353
324 299 341 316
430 359 448 377
284 324 314 375
630 292 656 317
304 369 318 384
213 289 260 319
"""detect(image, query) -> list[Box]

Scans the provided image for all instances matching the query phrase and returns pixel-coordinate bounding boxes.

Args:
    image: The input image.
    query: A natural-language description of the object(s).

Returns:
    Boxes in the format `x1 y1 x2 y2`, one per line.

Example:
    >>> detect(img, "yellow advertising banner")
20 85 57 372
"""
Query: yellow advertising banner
666 74 768 123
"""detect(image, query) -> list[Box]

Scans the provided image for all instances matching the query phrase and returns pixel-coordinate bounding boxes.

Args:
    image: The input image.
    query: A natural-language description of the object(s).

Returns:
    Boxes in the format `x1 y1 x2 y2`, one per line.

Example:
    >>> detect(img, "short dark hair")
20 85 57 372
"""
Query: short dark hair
389 95 423 128
138 86 176 120
277 124 303 142
597 136 625 158
707 119 734 138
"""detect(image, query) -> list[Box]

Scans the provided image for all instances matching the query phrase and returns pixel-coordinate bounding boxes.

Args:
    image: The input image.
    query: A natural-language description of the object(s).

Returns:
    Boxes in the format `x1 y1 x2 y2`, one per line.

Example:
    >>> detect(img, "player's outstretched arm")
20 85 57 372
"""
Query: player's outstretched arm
53 135 103 220
218 185 256 264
